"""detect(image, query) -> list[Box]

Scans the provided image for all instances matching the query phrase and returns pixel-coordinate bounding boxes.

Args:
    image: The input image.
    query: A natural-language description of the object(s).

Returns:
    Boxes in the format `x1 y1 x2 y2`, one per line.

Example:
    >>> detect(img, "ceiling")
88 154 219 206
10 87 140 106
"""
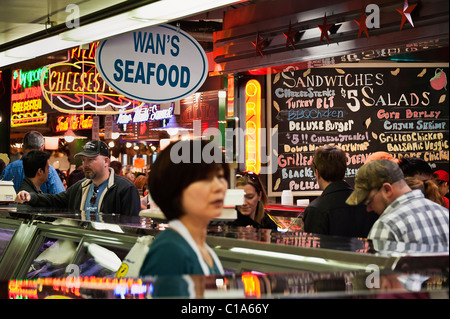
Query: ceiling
0 0 257 54
0 0 447 67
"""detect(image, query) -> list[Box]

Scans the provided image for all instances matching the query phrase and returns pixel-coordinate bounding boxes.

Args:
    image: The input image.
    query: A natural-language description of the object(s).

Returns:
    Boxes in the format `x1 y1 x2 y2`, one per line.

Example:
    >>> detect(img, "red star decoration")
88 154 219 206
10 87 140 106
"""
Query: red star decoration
251 32 268 57
354 9 369 38
317 14 334 44
283 22 299 50
396 0 417 30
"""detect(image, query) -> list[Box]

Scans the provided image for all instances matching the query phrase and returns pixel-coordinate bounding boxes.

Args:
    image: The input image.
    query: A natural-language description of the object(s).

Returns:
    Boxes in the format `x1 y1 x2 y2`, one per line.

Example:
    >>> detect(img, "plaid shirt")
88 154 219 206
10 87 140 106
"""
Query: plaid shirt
368 190 449 246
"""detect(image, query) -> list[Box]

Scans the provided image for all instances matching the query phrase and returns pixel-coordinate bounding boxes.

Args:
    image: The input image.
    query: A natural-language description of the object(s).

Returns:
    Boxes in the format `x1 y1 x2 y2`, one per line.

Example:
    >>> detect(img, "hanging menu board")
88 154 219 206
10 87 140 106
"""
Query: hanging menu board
268 64 449 196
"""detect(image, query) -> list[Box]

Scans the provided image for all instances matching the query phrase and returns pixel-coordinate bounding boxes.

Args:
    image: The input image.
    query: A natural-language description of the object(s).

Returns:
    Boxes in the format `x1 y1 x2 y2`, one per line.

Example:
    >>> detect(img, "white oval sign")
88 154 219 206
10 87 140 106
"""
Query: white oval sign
95 24 208 103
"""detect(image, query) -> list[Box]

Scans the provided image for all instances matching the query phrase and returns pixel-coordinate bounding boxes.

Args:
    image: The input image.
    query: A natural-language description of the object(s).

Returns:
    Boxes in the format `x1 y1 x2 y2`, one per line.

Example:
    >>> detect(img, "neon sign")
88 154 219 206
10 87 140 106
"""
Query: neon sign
117 104 173 125
11 67 48 127
40 61 144 115
245 79 262 174
56 114 93 131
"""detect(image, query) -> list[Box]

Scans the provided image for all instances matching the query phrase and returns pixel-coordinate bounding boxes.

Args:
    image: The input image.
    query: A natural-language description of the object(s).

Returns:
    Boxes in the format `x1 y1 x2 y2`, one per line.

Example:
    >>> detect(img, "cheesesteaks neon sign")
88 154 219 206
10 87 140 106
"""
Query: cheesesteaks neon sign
245 79 262 174
40 60 144 115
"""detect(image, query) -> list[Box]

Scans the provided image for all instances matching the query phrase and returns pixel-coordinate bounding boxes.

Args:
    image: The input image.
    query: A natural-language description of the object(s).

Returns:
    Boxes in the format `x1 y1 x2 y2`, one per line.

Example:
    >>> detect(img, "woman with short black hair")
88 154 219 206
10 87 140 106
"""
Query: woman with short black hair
140 139 229 277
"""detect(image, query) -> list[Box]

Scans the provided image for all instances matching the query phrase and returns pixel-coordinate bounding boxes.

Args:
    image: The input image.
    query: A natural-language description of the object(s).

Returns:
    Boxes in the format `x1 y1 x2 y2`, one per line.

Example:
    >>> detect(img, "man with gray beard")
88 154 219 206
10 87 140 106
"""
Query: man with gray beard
16 140 141 216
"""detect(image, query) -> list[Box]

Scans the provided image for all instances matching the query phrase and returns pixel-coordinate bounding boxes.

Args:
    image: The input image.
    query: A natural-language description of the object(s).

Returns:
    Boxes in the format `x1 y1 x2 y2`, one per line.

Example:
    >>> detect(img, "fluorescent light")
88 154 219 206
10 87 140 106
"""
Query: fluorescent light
131 0 240 21
60 12 162 43
230 247 328 264
1 35 82 66
0 0 242 67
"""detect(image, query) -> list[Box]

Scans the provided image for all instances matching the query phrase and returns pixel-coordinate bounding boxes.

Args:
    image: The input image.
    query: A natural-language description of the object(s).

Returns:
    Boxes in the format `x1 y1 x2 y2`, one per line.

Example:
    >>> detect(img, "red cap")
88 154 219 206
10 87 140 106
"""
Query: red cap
434 170 449 182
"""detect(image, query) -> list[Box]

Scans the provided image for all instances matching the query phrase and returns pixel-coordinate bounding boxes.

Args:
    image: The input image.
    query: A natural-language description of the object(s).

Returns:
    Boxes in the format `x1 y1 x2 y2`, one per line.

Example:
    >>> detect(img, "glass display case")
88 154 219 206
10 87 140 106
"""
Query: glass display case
0 205 448 300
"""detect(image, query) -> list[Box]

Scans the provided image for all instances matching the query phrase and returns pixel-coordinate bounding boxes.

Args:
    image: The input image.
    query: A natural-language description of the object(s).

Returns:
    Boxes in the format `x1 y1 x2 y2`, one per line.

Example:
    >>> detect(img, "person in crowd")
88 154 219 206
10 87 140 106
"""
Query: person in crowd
405 177 446 208
1 131 65 194
15 140 141 216
432 170 449 210
346 159 449 245
55 168 67 190
134 174 147 197
302 145 378 238
0 158 6 177
228 171 277 230
139 139 228 276
67 166 85 188
18 150 50 195
110 160 123 176
398 157 433 181
125 172 136 183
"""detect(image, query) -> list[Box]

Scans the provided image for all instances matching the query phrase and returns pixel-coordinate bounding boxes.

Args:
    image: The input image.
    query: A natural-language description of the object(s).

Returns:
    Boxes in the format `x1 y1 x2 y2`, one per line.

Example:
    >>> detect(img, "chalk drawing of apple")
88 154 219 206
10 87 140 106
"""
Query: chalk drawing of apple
430 68 447 90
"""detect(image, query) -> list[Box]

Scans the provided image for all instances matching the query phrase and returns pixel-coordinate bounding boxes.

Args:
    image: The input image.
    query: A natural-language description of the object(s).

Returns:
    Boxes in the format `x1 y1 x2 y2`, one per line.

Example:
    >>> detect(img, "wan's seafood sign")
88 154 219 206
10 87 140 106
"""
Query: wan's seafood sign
95 24 208 103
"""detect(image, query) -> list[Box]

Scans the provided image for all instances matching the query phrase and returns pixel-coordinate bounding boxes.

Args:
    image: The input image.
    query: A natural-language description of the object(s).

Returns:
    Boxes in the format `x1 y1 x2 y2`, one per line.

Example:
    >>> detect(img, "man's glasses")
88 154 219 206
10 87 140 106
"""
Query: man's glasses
90 185 99 205
364 187 381 206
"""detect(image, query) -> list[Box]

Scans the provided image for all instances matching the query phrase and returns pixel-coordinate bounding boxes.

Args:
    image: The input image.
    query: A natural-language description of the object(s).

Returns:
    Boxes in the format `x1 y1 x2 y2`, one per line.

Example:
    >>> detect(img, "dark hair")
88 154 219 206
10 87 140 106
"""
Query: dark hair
22 150 50 178
312 145 346 182
398 157 433 178
67 168 85 188
23 131 45 151
109 160 123 175
148 139 230 221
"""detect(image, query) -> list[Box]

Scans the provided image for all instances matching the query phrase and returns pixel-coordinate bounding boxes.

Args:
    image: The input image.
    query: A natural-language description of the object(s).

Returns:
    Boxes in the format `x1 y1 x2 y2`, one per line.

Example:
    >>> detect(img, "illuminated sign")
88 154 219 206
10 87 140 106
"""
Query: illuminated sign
56 114 93 131
95 24 208 103
117 104 173 125
11 67 48 127
40 60 144 115
245 79 262 174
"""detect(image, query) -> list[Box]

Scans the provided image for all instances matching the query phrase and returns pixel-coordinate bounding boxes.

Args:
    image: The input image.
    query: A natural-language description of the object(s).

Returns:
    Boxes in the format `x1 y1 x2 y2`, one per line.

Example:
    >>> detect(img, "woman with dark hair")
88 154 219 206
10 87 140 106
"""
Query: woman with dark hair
139 139 229 277
229 171 277 230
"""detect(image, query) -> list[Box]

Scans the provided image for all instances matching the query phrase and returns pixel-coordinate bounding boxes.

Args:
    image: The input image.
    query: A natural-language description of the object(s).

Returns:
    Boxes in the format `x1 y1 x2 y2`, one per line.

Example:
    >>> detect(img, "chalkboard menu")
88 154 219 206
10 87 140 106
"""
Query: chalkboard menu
268 65 449 196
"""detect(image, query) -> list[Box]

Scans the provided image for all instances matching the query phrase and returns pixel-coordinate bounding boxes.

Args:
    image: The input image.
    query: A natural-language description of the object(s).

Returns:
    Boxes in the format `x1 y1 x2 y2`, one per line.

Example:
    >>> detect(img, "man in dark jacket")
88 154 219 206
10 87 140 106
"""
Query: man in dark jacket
302 145 378 238
15 140 141 217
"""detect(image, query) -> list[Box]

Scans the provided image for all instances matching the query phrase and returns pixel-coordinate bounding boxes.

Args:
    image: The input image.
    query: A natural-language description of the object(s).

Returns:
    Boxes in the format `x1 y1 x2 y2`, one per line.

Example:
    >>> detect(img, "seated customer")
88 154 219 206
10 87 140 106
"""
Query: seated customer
302 145 378 237
18 150 51 194
139 139 228 276
346 159 449 245
228 171 277 230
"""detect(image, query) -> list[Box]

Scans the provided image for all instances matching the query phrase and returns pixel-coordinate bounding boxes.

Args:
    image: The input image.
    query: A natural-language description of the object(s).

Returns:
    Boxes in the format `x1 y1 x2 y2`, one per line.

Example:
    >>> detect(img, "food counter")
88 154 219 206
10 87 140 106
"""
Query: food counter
0 205 448 299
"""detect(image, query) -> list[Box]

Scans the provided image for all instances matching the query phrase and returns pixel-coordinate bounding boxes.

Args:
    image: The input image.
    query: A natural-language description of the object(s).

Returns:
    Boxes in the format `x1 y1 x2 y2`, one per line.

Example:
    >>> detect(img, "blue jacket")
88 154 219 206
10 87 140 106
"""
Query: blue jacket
1 159 65 194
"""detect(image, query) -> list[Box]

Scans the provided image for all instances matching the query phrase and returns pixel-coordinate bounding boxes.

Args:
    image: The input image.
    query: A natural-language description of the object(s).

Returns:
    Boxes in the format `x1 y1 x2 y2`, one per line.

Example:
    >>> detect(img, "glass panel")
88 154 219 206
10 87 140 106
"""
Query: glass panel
73 243 130 278
26 237 79 279
0 227 16 260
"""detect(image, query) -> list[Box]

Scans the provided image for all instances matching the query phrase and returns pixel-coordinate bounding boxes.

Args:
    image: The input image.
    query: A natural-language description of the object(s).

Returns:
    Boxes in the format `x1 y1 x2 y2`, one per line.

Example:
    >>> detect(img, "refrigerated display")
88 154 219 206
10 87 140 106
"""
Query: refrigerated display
0 207 448 286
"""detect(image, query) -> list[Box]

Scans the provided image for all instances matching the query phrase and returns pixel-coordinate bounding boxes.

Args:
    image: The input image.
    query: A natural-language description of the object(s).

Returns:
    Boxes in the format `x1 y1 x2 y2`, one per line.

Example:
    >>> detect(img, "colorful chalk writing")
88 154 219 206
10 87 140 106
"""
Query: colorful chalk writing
270 66 449 195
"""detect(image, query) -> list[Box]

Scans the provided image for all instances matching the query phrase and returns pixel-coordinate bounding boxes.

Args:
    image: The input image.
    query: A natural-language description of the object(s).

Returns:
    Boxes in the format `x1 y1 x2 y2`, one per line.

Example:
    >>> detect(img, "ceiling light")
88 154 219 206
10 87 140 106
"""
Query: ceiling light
63 129 87 143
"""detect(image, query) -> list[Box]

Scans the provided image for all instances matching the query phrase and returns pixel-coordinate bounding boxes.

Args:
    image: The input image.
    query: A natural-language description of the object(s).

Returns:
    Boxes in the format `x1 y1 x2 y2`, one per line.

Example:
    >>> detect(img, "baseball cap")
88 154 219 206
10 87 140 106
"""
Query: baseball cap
74 140 110 158
346 159 405 206
434 170 449 182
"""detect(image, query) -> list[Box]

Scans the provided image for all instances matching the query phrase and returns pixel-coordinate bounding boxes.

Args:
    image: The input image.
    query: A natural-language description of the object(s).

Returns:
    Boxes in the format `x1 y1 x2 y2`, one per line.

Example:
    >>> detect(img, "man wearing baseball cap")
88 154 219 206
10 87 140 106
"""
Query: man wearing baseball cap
16 140 141 217
346 159 449 246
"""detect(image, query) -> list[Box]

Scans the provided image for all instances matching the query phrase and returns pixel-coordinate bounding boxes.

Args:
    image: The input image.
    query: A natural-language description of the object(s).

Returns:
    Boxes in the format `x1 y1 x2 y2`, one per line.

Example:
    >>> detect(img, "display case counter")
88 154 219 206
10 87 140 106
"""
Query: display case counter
4 269 448 299
0 206 448 284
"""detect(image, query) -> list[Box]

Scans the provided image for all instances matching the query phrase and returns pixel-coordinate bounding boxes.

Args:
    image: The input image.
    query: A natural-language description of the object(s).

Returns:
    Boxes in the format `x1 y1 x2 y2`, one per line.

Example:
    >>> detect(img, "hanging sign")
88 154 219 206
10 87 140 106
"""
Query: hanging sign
95 24 208 103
